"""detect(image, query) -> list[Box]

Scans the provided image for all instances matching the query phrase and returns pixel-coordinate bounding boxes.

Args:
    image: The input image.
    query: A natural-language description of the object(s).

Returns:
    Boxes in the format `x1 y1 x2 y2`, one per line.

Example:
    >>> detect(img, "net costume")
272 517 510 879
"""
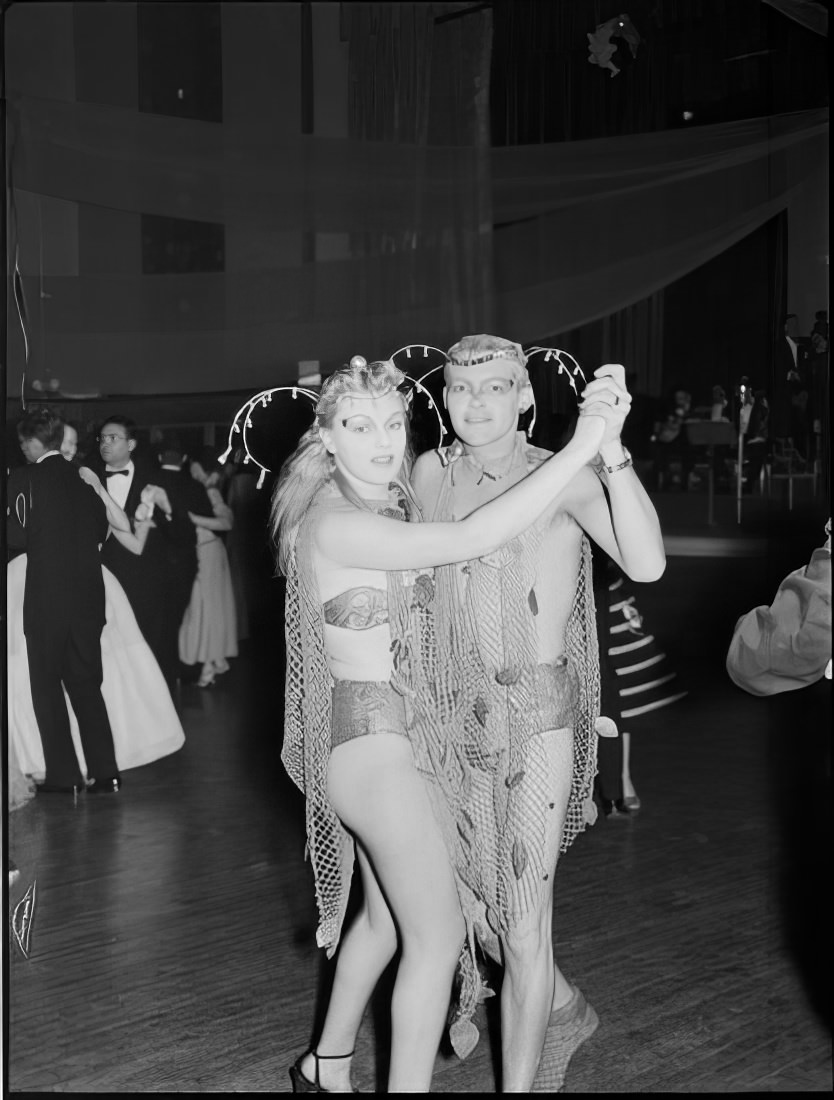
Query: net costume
408 434 600 1055
280 488 429 957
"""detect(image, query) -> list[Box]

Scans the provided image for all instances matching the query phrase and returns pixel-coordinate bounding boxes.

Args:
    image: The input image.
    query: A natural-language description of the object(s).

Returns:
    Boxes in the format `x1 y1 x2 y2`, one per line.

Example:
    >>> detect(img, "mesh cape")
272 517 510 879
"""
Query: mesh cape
402 435 600 1056
279 489 446 958
281 495 355 956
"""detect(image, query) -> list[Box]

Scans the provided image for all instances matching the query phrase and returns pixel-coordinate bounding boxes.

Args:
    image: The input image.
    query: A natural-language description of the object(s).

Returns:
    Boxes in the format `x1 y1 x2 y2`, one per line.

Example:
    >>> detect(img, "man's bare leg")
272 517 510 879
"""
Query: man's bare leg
499 728 579 1092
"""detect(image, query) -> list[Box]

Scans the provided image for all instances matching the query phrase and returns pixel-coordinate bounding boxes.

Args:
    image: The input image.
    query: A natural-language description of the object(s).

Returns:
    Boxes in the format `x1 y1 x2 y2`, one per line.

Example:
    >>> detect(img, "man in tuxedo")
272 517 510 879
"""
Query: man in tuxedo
7 407 120 794
92 418 213 686
771 313 810 455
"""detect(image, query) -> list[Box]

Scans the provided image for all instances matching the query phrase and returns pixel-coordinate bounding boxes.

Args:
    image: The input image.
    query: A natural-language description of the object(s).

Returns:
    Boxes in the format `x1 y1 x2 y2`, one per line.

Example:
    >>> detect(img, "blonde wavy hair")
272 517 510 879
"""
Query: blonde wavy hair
271 359 418 574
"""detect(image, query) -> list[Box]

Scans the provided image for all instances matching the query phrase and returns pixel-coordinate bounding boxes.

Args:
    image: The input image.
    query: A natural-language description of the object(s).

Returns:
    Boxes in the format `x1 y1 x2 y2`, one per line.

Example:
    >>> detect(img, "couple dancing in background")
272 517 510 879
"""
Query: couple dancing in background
6 409 185 802
274 335 665 1092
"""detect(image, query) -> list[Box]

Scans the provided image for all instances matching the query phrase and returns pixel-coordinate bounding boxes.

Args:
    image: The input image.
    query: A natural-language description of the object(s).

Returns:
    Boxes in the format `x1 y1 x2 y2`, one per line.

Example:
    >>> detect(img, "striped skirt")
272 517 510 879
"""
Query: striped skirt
605 574 688 723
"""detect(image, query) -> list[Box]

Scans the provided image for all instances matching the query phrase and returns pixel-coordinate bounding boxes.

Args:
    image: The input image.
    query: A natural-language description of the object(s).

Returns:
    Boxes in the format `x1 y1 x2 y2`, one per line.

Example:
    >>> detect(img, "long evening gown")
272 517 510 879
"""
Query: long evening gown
7 554 186 782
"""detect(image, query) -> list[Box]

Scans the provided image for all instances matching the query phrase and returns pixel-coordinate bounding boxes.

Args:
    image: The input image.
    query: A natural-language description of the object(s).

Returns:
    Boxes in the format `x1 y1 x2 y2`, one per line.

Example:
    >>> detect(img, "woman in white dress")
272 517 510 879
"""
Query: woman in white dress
178 454 238 687
7 462 185 784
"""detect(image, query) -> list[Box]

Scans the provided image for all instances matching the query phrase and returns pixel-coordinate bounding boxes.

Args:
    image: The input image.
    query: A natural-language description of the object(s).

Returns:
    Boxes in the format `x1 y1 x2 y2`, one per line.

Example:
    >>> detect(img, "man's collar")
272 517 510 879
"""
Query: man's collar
442 430 527 465
160 464 182 471
35 450 62 463
105 459 134 473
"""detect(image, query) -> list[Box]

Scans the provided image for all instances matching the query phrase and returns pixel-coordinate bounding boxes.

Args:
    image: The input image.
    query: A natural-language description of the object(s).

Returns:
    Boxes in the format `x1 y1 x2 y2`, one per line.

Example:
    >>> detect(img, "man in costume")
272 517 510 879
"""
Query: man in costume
411 334 665 1091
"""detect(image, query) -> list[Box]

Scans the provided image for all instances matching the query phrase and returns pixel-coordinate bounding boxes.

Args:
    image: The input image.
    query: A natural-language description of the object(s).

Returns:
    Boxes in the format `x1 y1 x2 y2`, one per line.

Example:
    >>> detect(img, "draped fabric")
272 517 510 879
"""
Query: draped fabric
8 92 828 395
760 0 828 37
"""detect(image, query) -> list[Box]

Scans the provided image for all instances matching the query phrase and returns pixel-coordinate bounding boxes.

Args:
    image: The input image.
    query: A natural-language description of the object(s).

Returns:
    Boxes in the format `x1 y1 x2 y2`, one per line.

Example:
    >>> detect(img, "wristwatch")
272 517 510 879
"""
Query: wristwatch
602 447 633 474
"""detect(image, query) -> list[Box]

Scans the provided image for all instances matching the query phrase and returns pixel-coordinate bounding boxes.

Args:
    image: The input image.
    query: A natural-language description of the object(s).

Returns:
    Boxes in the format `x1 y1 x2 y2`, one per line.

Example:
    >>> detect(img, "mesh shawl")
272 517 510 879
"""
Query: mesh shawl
279 489 446 963
401 438 600 1055
281 497 355 957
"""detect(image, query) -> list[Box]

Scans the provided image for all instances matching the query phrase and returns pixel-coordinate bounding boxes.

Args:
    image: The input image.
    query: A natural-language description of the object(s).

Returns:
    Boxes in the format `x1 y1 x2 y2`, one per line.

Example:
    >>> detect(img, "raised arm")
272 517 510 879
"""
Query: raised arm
189 487 233 532
78 466 131 534
559 365 665 582
111 517 155 556
315 406 608 571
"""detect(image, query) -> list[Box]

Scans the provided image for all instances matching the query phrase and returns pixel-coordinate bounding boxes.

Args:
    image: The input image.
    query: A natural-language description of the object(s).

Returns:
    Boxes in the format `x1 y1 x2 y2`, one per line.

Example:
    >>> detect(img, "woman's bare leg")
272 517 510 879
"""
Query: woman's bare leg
298 843 398 1092
328 735 466 1093
621 731 640 800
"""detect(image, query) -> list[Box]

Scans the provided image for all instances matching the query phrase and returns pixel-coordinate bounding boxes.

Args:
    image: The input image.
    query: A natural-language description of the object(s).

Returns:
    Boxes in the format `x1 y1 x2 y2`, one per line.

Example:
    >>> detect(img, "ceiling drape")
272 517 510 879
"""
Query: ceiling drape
9 94 827 394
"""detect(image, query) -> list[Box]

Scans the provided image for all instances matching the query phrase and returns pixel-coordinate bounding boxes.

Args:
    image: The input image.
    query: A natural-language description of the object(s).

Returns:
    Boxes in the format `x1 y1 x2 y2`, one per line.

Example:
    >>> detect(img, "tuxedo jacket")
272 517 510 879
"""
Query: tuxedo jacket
6 454 108 633
93 458 213 603
772 337 810 437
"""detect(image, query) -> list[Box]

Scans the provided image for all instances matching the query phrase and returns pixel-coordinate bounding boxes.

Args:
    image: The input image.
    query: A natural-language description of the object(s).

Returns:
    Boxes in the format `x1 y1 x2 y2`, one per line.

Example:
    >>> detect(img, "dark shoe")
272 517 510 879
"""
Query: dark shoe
602 797 631 817
36 781 84 795
289 1051 357 1093
86 776 122 794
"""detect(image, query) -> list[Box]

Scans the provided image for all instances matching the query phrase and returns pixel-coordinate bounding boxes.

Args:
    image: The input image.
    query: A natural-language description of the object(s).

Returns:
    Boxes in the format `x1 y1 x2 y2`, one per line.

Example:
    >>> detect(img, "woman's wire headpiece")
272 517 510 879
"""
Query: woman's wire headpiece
218 386 318 488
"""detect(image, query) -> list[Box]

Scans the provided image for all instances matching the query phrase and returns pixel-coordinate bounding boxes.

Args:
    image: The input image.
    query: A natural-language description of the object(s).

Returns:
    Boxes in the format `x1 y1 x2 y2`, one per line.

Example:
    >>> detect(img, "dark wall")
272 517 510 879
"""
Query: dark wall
662 216 779 405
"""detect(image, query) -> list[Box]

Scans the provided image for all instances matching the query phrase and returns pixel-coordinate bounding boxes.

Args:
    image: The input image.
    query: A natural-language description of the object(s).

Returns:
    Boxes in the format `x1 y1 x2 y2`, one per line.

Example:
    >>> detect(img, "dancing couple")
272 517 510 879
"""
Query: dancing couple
272 336 665 1092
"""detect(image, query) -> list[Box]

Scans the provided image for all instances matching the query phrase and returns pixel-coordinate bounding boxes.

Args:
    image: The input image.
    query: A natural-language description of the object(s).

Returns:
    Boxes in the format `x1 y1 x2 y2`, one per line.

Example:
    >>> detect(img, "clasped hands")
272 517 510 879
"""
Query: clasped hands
134 485 171 523
576 363 632 458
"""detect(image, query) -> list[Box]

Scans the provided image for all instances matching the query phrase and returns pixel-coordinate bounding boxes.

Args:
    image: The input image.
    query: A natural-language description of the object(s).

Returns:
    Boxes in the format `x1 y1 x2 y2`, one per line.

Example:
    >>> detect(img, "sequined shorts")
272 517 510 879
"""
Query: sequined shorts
331 680 409 750
530 657 579 734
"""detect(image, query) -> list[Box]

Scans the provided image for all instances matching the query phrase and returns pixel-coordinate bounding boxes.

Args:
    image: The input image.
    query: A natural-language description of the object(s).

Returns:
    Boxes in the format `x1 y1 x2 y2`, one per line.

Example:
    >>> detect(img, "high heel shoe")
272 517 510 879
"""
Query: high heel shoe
289 1050 357 1093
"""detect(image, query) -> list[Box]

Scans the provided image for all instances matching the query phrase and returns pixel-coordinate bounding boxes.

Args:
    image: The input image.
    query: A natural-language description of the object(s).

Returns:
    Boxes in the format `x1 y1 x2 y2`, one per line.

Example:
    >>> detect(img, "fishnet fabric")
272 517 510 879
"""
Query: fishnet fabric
401 441 600 1054
281 500 355 957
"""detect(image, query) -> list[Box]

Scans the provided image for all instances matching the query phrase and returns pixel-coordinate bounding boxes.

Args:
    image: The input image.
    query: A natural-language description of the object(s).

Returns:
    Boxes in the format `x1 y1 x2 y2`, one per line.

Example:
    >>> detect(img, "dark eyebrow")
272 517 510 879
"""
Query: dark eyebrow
340 410 404 427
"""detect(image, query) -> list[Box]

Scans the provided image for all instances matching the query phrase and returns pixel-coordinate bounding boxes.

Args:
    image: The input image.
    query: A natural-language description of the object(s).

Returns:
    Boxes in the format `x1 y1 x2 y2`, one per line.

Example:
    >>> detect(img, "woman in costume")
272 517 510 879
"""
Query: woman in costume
273 357 618 1093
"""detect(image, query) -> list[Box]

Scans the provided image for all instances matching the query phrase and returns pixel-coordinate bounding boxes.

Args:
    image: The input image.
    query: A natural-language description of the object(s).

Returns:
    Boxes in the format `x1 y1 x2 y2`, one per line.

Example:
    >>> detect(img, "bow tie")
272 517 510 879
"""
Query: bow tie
105 469 130 477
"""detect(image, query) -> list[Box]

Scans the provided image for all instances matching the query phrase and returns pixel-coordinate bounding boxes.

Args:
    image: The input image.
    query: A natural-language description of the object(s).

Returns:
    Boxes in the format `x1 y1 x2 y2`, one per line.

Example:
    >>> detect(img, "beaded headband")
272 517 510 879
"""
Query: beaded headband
446 334 528 369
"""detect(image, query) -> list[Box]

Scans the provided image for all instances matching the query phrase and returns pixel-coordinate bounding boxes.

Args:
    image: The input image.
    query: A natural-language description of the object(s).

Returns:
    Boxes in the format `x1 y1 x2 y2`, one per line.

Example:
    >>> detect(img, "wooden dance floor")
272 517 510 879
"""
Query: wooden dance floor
6 495 832 1093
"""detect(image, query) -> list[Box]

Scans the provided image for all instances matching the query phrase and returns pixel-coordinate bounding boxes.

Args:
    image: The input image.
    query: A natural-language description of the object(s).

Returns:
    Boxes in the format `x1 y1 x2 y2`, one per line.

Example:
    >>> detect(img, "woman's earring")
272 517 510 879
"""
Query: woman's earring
525 394 537 439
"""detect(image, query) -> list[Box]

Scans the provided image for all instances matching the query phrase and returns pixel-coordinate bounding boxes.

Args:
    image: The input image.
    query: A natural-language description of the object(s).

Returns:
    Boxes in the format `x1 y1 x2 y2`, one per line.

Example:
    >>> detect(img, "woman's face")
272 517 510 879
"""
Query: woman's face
60 425 78 461
320 390 407 495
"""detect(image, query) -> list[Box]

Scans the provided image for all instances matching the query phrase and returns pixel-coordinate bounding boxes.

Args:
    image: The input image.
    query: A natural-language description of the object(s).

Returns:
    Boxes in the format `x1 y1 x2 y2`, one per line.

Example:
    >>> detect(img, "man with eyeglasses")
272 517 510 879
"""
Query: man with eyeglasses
410 334 665 1091
92 418 212 688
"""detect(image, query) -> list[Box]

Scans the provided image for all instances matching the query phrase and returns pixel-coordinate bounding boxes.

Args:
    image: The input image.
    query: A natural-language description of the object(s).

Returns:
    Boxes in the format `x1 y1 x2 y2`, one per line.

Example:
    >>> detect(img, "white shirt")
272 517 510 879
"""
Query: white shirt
104 459 135 509
786 334 798 371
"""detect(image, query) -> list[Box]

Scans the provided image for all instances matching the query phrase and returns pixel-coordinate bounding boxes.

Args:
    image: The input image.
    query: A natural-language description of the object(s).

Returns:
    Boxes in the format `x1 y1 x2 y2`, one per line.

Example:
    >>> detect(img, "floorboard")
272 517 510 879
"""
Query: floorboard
5 491 832 1093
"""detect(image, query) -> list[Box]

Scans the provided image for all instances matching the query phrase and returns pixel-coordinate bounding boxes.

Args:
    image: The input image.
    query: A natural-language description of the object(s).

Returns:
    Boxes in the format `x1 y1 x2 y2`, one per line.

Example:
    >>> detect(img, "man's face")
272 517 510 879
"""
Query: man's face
320 390 408 492
60 425 78 461
443 359 531 449
98 422 134 468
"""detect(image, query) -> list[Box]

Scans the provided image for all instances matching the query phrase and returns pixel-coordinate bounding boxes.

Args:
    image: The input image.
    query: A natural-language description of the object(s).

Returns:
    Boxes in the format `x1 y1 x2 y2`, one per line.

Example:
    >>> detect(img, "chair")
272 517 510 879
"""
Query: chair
765 440 819 510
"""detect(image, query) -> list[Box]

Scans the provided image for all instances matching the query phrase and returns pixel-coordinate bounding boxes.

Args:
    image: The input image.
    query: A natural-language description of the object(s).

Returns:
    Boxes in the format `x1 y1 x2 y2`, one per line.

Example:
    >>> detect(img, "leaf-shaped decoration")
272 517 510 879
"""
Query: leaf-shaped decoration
495 667 520 685
512 838 528 880
474 696 489 726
